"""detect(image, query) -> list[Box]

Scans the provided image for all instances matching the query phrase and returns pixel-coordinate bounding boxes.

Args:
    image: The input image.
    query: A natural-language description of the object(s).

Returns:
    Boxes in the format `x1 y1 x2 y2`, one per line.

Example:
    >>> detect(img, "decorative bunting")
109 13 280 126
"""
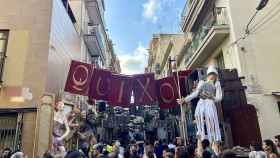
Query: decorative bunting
64 60 191 109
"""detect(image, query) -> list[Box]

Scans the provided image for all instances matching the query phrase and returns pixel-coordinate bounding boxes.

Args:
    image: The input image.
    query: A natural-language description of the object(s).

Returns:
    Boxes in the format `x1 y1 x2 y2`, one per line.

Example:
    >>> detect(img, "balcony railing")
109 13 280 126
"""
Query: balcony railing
84 25 106 63
181 0 196 24
181 0 203 31
184 7 228 65
85 0 105 28
90 25 105 53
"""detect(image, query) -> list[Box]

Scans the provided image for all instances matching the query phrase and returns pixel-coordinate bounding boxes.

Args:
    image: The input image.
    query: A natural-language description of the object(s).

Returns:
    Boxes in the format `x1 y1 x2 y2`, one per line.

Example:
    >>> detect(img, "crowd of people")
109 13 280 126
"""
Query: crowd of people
1 135 279 158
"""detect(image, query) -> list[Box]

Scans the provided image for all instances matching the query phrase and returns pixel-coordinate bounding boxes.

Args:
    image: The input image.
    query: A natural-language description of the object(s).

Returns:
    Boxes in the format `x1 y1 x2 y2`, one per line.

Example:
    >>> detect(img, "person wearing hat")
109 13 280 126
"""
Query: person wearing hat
177 66 223 143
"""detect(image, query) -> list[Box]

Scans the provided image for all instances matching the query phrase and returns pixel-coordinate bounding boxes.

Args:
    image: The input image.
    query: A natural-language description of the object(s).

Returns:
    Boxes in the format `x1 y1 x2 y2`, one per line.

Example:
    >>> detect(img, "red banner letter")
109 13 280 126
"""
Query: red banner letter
132 73 156 105
156 76 179 109
108 75 133 107
89 69 112 101
64 60 93 96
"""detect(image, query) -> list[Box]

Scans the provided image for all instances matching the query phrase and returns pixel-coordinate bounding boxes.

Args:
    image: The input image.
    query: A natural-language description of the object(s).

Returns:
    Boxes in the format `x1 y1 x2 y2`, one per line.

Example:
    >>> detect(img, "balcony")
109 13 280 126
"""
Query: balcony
181 0 207 32
84 25 105 61
176 33 192 66
184 7 230 68
85 0 105 26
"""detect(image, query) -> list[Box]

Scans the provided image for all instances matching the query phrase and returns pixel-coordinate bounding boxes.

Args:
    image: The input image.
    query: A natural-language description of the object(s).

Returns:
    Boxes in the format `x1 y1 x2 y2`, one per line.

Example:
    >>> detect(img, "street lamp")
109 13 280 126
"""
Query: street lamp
256 0 269 10
246 0 269 34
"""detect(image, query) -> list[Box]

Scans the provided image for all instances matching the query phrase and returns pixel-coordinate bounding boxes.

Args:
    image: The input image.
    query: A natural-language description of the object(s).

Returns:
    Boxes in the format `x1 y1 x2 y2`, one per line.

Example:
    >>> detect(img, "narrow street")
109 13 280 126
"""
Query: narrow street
0 0 280 158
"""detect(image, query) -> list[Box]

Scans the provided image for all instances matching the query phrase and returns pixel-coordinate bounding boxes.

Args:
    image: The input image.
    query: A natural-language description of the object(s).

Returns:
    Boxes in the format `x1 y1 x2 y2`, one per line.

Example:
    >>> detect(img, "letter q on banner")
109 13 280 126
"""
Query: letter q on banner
64 60 93 96
156 76 179 109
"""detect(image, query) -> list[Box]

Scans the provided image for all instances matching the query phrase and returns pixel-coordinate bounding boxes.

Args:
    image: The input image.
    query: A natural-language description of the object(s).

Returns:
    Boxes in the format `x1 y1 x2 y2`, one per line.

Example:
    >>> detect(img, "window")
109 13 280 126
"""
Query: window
216 52 225 69
0 30 9 83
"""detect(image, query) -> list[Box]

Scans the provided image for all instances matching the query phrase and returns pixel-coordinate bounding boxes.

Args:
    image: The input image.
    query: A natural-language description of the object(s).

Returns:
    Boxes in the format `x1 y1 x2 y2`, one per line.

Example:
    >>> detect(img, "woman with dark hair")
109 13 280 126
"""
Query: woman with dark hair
263 139 279 158
274 135 280 155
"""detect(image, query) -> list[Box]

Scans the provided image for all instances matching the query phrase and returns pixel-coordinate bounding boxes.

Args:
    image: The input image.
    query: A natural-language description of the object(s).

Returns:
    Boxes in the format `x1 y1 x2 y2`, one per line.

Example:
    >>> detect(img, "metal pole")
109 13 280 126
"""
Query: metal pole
175 56 188 147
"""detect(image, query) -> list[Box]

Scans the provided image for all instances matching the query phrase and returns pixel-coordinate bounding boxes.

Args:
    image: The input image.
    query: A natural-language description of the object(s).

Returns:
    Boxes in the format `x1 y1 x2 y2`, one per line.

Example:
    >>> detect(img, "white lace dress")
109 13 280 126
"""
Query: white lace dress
184 80 223 142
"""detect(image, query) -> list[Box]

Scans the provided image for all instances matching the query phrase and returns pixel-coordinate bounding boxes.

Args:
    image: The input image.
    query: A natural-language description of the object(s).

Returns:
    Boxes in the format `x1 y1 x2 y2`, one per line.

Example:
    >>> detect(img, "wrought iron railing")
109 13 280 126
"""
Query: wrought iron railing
0 113 22 152
90 25 106 56
184 7 228 65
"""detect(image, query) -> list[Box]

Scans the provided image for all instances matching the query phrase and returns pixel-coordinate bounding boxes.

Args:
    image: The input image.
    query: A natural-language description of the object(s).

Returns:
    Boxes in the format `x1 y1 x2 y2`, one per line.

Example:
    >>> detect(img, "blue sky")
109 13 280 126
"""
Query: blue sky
105 0 186 74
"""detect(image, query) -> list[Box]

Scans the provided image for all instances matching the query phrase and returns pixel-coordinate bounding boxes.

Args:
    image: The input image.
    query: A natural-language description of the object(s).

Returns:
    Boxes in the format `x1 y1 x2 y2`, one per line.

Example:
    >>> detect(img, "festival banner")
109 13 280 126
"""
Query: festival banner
64 60 93 96
108 74 133 106
132 73 157 105
89 69 112 101
156 76 179 109
173 70 192 97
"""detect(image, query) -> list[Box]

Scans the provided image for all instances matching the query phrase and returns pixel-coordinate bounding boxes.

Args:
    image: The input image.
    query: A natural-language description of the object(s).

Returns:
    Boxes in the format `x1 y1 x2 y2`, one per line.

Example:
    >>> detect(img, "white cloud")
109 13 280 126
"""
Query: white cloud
118 44 148 75
142 0 160 23
142 0 176 23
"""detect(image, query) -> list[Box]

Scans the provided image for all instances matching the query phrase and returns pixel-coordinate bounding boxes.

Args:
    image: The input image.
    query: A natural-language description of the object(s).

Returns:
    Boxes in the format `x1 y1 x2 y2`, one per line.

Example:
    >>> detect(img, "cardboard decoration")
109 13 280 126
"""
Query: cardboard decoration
64 60 93 96
64 60 191 109
156 76 179 109
89 69 112 101
132 73 157 105
108 74 133 107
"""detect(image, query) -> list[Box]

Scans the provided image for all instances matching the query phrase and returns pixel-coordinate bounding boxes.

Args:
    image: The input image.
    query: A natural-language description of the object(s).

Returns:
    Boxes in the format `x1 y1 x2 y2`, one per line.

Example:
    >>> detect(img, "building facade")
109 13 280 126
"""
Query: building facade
107 39 121 73
147 34 191 79
179 0 280 139
0 0 117 157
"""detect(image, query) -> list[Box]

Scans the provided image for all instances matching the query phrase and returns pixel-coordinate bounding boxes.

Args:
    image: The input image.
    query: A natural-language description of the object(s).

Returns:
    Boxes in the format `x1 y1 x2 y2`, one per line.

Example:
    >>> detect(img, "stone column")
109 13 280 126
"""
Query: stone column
34 93 55 157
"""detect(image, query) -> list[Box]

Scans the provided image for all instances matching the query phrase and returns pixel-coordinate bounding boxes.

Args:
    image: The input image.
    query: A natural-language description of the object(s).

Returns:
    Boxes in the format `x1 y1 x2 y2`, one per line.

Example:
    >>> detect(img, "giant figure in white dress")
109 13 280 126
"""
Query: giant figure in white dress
178 66 223 142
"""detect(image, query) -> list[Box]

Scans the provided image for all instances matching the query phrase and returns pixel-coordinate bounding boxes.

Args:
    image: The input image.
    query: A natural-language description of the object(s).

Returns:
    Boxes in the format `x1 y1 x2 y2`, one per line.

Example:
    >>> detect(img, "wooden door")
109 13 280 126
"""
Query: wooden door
229 105 262 147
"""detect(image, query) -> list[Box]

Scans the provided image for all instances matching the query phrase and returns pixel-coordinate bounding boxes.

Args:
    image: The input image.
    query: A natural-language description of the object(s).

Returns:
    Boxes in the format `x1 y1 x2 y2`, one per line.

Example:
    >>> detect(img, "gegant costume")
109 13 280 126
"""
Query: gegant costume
184 66 223 142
